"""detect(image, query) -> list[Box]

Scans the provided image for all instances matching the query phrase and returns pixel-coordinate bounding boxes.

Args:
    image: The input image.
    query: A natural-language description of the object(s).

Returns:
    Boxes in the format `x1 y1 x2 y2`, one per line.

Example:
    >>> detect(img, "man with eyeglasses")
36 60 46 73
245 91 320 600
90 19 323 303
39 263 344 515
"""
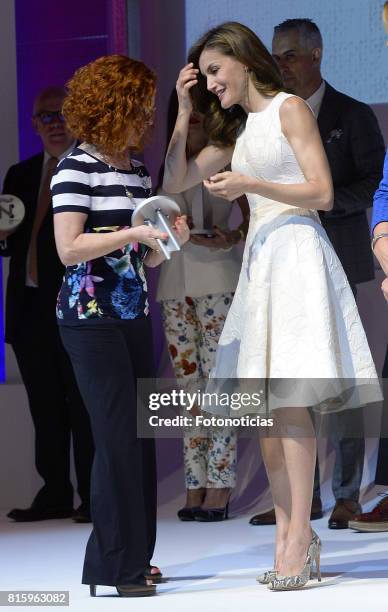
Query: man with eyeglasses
0 86 94 523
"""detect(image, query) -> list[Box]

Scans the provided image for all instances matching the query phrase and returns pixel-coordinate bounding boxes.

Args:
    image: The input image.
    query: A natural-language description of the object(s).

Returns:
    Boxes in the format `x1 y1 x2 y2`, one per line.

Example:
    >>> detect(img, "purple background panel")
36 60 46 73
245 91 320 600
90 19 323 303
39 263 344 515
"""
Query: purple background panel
15 0 109 160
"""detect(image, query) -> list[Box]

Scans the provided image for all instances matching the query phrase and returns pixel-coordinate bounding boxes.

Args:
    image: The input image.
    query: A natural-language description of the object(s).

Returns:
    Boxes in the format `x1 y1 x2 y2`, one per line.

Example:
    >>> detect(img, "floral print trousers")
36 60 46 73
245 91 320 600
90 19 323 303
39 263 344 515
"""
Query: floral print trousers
161 293 237 489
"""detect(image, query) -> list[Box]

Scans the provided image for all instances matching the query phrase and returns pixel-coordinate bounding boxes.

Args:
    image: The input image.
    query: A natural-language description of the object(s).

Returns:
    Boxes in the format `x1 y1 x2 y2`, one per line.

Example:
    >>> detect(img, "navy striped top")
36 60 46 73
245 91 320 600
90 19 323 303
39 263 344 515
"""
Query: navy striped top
51 146 152 324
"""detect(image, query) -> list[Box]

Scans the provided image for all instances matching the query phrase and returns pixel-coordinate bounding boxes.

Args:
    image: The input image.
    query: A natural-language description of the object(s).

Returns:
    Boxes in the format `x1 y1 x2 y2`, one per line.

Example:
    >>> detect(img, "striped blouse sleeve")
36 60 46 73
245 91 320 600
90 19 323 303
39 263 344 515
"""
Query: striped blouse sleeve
51 156 92 215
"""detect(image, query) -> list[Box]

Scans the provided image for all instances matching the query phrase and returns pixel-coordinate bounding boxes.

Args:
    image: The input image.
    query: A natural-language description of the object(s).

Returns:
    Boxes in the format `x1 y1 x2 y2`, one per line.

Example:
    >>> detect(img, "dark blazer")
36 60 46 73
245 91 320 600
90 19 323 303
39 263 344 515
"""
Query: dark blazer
0 153 64 343
318 82 386 286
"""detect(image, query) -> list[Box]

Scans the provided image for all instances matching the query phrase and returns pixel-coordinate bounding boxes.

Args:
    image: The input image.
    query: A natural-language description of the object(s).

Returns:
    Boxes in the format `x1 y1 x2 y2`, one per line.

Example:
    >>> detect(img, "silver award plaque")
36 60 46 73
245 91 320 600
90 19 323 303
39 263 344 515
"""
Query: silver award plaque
132 195 181 260
0 195 25 232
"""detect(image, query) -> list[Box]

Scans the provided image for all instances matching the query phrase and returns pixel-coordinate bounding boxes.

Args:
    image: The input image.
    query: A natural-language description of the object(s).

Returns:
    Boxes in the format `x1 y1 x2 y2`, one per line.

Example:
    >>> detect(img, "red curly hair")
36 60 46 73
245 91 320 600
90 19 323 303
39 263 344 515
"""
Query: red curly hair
63 55 156 155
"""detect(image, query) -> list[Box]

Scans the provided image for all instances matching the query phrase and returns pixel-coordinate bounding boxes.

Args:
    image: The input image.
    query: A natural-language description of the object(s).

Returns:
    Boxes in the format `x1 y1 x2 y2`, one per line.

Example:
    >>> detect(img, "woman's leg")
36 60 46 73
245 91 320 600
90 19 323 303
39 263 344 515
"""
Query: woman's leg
125 317 157 566
161 298 206 507
259 436 291 571
60 322 153 586
196 292 237 508
275 407 316 576
261 407 315 575
203 427 237 509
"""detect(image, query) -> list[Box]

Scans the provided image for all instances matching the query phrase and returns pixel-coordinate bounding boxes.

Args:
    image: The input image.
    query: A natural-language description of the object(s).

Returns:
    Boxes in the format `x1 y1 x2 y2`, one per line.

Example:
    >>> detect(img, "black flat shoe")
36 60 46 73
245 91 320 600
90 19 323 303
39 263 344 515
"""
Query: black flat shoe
72 503 91 523
144 565 163 583
7 505 73 522
89 582 156 597
177 506 201 521
194 502 229 522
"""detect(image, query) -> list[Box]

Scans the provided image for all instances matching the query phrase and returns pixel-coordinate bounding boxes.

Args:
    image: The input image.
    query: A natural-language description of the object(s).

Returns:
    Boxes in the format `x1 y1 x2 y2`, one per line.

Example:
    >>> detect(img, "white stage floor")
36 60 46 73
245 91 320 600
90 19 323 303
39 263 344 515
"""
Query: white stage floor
1 502 388 612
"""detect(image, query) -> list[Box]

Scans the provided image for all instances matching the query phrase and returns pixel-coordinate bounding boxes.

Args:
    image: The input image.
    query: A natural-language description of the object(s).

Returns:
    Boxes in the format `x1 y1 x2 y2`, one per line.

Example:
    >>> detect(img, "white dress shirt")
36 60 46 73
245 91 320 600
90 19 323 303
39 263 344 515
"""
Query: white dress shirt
306 80 326 118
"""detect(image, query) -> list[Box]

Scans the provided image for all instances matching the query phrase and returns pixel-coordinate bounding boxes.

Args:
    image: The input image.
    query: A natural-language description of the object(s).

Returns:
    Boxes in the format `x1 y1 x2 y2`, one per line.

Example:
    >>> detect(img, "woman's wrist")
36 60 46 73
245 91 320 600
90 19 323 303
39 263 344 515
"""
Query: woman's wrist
245 175 261 194
177 104 191 119
229 227 246 245
373 236 388 275
228 229 241 245
144 248 166 268
125 226 141 243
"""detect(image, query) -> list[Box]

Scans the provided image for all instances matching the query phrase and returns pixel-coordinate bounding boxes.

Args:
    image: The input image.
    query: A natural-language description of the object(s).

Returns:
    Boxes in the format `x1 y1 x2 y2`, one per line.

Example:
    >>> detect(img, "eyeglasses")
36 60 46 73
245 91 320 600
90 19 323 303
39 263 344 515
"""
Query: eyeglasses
34 111 65 125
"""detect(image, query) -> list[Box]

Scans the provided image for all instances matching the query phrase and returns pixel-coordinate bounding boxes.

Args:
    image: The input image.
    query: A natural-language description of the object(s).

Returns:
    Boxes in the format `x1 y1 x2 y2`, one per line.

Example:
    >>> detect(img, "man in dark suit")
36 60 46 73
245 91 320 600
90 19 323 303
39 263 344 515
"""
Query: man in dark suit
249 19 385 529
0 87 94 522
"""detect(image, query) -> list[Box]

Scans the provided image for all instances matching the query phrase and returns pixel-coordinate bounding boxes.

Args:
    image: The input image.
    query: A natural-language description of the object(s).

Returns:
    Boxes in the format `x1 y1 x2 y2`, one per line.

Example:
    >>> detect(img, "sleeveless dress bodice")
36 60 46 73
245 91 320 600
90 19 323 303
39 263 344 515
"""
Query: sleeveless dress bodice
232 91 319 224
205 91 379 414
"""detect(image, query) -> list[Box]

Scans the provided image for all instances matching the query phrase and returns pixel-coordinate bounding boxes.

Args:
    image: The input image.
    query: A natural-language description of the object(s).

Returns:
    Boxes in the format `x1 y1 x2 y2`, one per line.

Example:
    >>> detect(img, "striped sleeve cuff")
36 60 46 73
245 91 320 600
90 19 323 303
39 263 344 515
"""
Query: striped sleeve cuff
51 158 91 214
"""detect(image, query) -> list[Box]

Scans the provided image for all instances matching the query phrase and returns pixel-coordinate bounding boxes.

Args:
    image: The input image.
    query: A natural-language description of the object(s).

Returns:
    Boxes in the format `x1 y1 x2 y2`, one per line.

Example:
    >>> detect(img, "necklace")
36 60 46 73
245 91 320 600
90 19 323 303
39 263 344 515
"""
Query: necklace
104 155 132 171
79 142 152 200
114 169 134 200
79 143 135 199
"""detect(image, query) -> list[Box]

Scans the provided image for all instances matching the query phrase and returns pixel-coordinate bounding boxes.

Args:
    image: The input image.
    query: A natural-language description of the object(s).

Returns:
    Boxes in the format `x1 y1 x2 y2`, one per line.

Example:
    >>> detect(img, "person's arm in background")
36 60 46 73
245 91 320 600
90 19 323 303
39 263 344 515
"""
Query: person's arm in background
0 165 22 256
190 194 250 250
371 150 388 299
324 104 386 218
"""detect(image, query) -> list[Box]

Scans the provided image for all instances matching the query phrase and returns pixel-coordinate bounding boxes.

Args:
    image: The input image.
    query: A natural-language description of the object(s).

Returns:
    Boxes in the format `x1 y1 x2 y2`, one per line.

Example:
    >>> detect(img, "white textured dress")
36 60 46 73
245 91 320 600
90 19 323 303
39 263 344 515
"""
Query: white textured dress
207 92 380 413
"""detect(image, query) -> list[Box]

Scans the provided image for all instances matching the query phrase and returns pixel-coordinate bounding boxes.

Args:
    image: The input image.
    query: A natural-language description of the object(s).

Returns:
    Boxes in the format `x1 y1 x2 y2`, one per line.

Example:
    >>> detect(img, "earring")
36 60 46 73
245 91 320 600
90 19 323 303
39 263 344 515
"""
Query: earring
244 67 249 106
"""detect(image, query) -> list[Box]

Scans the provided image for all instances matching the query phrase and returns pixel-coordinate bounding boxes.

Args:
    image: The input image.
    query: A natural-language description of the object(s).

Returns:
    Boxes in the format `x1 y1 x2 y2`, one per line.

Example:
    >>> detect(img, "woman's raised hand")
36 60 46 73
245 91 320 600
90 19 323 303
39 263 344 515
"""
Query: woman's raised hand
176 63 199 114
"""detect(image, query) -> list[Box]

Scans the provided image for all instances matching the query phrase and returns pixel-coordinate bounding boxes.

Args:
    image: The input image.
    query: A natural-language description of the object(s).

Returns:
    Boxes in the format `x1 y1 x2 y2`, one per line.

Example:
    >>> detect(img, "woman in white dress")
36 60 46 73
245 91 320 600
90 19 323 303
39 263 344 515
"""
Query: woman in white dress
163 22 379 590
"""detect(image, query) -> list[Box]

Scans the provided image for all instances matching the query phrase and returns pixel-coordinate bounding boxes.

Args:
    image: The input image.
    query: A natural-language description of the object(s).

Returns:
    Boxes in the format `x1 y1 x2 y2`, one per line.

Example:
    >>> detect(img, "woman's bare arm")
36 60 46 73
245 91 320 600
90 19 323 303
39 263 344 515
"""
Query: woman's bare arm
54 212 167 266
164 141 233 193
162 63 233 193
205 97 333 211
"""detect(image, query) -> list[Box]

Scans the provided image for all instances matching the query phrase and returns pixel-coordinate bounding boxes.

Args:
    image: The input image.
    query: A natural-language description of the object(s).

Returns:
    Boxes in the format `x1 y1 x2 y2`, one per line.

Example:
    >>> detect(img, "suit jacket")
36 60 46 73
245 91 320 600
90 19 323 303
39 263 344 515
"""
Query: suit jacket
0 153 65 343
318 83 386 286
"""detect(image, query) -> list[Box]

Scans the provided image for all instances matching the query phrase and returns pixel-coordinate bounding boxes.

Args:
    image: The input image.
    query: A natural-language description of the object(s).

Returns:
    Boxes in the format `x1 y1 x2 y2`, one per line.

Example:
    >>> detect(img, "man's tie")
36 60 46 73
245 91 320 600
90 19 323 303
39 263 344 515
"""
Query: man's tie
28 156 58 285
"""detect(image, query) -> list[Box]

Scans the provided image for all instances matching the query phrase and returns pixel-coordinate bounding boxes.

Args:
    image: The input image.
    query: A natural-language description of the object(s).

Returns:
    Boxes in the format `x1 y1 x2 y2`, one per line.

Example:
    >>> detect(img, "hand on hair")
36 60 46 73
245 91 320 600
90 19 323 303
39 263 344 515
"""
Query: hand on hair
176 63 199 114
204 171 247 201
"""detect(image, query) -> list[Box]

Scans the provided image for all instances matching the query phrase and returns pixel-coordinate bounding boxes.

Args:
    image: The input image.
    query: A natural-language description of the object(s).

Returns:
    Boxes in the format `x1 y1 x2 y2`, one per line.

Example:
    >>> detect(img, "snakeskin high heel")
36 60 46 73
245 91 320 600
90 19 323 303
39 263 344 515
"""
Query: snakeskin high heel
256 569 277 584
269 530 322 591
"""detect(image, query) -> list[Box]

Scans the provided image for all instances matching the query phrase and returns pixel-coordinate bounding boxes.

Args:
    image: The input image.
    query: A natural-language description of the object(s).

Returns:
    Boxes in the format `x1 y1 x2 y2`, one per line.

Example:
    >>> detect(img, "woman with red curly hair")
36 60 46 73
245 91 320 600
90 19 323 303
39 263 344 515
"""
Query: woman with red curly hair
51 55 189 597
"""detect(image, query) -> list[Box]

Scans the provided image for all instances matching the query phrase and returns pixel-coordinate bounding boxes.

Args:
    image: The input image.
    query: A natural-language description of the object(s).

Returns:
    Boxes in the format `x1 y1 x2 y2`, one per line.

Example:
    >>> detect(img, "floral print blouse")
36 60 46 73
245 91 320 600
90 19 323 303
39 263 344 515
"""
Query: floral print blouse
51 146 151 324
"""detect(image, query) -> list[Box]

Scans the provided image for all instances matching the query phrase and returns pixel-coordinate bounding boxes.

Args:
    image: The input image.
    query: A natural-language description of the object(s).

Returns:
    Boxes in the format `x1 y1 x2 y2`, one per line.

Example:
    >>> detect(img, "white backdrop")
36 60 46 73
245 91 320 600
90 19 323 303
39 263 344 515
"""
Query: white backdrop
185 0 388 104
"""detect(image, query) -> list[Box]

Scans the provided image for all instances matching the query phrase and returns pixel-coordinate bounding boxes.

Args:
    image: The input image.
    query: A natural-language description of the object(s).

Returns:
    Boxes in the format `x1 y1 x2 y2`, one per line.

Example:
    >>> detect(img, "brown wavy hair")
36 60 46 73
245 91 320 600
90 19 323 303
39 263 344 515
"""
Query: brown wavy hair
188 22 284 148
63 55 156 155
384 1 388 32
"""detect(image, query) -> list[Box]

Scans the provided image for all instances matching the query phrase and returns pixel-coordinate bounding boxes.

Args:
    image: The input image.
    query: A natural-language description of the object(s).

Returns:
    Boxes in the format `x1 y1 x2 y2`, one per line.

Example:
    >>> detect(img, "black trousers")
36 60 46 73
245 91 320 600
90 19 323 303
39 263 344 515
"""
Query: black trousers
11 288 94 506
60 317 157 586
